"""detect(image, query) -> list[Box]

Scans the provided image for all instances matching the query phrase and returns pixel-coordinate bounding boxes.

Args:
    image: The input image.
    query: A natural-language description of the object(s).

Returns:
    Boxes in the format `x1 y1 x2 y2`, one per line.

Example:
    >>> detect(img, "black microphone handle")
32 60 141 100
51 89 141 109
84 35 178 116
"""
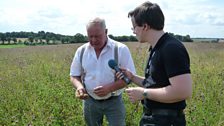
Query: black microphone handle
123 76 131 84
114 67 121 72
114 66 131 85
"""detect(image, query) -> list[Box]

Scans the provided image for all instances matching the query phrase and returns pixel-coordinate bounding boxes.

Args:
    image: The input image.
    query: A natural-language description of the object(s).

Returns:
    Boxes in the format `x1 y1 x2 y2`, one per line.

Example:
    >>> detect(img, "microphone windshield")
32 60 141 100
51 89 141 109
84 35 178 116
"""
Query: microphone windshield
108 59 117 69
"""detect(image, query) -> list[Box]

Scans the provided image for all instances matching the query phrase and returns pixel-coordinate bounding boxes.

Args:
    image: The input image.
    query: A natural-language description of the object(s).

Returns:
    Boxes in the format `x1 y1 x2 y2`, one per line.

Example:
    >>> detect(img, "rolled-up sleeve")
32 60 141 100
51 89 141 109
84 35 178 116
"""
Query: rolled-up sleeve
70 47 82 76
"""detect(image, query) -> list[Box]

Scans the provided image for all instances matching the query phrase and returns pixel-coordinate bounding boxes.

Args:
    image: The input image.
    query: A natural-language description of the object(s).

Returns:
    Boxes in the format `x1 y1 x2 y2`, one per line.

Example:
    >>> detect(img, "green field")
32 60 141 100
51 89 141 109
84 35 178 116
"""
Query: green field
0 42 224 126
0 44 27 48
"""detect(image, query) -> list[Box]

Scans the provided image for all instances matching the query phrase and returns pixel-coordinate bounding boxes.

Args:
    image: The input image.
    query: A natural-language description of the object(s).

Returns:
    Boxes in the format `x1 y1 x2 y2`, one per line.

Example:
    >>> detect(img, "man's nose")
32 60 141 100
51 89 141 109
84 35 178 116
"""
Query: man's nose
90 37 97 42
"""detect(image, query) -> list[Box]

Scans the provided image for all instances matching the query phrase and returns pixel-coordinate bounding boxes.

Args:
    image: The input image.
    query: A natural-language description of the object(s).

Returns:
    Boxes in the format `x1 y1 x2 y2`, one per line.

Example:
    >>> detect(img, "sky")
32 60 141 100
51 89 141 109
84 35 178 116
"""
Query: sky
0 0 224 38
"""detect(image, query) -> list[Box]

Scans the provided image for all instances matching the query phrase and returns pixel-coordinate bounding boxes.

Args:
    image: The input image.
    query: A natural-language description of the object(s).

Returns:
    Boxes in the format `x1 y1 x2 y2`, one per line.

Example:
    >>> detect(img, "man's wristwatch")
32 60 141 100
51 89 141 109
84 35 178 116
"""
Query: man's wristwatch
143 89 148 99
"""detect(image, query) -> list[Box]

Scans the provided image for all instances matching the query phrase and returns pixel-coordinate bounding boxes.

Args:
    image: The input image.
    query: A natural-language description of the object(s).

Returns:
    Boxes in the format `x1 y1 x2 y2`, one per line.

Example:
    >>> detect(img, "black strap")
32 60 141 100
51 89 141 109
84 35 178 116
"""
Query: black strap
80 46 86 83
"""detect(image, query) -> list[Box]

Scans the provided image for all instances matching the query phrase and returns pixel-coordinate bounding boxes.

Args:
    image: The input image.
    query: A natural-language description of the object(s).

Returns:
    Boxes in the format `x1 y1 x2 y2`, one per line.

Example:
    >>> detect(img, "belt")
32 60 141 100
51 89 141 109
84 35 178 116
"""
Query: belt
89 95 120 102
144 108 184 116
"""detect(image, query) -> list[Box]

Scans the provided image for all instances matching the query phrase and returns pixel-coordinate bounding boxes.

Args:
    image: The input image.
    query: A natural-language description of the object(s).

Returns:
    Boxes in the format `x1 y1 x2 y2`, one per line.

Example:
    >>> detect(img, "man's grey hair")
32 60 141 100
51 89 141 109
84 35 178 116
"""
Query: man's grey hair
86 17 106 29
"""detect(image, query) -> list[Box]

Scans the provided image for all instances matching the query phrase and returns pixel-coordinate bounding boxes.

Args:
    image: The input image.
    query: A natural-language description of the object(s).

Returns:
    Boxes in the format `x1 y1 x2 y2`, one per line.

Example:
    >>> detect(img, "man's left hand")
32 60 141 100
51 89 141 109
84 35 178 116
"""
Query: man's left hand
126 87 145 103
93 85 110 97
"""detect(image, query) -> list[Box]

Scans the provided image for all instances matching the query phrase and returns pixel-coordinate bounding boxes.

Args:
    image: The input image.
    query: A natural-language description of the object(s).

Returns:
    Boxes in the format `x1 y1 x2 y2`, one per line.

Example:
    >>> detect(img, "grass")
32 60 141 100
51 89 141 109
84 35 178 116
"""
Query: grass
185 43 224 126
0 44 27 48
0 42 224 126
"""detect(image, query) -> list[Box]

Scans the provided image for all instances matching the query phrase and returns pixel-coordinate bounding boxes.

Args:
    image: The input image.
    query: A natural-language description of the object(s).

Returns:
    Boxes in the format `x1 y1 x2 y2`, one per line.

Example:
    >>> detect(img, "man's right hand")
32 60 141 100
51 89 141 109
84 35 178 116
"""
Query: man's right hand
115 68 134 81
75 88 89 100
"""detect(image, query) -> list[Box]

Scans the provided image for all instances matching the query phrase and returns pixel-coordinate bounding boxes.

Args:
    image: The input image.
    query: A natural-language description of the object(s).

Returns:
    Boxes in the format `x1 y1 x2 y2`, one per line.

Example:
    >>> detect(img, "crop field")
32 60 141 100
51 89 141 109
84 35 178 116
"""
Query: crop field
0 45 27 49
0 42 224 126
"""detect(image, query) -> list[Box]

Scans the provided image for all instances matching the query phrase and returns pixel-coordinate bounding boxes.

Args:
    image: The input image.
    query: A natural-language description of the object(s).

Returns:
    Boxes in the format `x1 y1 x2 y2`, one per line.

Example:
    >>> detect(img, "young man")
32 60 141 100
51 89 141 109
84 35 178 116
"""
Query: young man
70 17 135 126
117 1 192 126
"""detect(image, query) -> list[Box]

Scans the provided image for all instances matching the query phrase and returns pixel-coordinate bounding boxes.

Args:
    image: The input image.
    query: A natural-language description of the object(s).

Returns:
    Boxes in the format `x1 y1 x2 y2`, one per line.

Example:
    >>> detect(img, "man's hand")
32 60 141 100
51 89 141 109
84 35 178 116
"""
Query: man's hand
115 68 134 81
125 87 145 103
75 87 89 100
93 85 111 97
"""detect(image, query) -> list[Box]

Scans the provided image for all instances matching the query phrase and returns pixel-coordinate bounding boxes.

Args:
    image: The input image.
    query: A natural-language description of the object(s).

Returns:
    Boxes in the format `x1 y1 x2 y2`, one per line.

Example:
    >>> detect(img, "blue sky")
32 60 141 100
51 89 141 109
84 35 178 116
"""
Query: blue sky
0 0 223 38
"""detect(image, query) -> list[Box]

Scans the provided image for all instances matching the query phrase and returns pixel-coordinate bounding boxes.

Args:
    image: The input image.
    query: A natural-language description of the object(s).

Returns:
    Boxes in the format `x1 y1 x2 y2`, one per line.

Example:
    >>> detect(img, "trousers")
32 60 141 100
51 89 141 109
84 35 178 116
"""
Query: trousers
83 95 125 126
140 108 186 126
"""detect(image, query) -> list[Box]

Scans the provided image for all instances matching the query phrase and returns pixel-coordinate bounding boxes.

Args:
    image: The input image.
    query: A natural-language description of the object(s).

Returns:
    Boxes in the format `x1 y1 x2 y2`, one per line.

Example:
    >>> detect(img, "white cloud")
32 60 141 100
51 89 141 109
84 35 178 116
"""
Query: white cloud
0 0 223 38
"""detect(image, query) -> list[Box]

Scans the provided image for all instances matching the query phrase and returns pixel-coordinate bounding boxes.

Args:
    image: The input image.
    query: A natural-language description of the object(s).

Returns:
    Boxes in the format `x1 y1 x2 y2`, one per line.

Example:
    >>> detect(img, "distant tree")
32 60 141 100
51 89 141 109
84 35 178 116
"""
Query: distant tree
61 37 66 44
74 33 85 43
28 36 34 44
38 31 46 39
52 37 57 44
114 35 129 42
175 35 183 41
183 35 193 42
5 32 10 38
120 35 129 42
24 40 28 45
0 33 6 44
46 37 50 45
129 35 137 41
18 40 22 44
168 32 175 37
40 39 45 45
109 34 137 42
12 38 17 44
6 37 11 44
0 31 194 45
34 38 39 44
108 34 115 40
64 37 70 43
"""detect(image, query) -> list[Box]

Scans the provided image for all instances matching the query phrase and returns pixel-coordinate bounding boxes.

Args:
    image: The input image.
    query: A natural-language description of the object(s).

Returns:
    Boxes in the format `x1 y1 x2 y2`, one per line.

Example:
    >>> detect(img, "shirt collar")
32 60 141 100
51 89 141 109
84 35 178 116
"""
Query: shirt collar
104 37 114 50
150 32 169 52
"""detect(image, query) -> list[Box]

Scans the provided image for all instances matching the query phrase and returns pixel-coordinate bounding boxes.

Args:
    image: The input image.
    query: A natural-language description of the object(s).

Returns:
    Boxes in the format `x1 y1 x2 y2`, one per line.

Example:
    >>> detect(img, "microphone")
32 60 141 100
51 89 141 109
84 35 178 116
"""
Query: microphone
108 59 131 85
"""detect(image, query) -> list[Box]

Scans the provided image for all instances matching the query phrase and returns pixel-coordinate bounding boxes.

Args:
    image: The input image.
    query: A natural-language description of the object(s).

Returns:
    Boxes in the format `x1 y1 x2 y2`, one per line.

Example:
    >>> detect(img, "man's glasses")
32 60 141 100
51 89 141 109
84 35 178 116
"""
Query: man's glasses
131 25 137 31
131 25 143 31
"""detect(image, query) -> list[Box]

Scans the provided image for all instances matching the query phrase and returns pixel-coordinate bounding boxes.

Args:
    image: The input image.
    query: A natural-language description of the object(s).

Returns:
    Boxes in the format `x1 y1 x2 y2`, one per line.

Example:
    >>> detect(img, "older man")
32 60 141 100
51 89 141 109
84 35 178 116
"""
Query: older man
70 17 135 126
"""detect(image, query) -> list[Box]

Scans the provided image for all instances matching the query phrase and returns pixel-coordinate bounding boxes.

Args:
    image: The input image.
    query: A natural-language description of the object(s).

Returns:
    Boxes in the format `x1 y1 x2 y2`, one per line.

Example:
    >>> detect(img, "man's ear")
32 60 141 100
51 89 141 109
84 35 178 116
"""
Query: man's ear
143 24 150 31
105 29 108 34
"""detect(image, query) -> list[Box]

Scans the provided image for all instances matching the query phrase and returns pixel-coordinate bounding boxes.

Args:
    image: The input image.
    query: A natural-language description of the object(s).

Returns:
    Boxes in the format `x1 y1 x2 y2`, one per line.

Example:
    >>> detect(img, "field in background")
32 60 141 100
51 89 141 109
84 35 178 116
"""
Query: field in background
0 42 224 126
0 44 27 48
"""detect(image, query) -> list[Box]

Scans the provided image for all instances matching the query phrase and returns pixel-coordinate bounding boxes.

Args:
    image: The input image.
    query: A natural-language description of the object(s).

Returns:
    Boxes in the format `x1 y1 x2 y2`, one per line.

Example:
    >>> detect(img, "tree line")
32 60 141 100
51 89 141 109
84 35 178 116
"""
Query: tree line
0 31 193 45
